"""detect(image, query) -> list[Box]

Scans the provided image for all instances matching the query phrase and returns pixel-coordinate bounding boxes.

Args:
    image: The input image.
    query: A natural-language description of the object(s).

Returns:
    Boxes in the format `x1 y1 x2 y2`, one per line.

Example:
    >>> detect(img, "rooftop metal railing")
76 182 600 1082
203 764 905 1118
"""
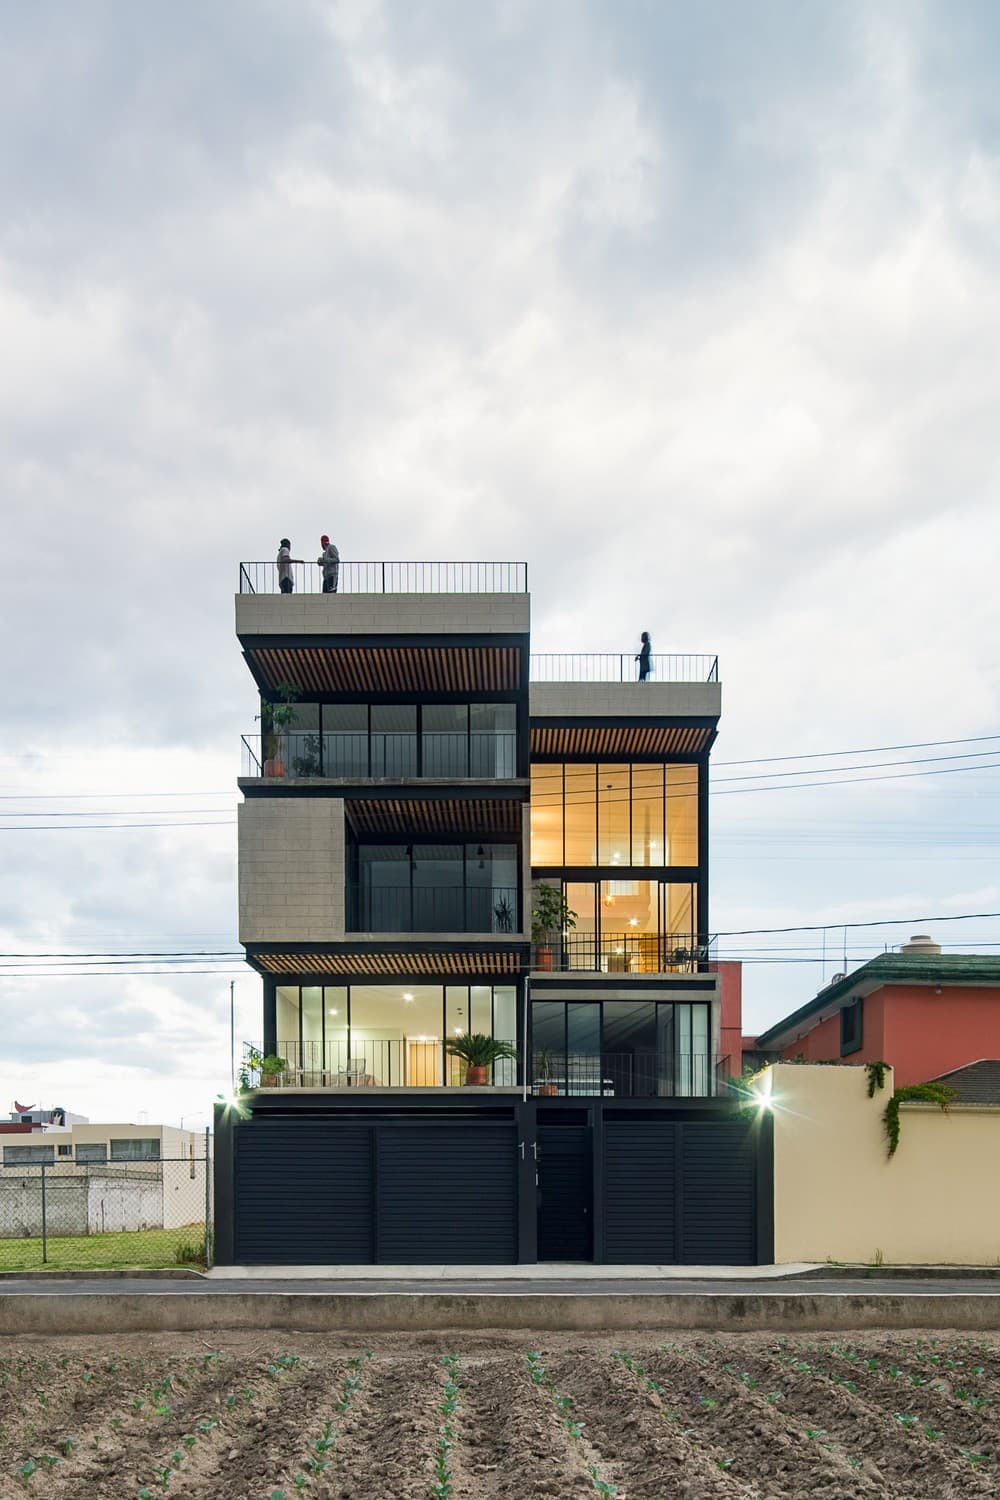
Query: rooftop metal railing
530 654 719 683
239 560 528 594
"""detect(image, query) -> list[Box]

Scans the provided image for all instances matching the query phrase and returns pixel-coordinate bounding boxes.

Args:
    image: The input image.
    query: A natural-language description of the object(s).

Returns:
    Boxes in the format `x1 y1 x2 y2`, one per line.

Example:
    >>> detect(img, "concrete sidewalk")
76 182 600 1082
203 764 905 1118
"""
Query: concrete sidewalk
204 1261 823 1280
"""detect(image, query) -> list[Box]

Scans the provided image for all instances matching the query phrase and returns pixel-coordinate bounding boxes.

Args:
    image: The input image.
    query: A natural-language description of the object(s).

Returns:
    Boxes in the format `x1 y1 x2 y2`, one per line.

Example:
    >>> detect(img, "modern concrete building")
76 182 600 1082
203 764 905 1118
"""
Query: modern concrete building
215 559 770 1265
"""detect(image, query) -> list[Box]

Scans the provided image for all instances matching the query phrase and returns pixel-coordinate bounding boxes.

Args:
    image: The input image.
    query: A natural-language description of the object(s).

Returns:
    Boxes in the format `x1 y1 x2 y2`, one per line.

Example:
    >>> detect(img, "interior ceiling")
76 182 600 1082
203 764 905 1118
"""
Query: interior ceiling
247 645 521 694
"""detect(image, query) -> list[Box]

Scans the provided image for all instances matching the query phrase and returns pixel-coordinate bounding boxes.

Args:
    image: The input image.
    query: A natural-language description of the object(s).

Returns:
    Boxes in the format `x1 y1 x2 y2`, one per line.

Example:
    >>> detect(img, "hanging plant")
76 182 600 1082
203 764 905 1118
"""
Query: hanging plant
865 1060 889 1097
883 1083 956 1157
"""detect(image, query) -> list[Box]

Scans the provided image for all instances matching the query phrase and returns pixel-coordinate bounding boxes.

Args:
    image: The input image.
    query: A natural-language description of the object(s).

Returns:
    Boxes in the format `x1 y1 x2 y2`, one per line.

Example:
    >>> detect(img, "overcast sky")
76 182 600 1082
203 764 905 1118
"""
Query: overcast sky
3 0 1000 1124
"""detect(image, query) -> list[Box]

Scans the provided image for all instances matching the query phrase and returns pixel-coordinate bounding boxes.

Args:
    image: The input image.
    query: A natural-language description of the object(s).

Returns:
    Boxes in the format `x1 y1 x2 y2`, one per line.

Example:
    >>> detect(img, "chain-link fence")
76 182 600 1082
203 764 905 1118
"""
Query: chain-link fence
0 1142 212 1271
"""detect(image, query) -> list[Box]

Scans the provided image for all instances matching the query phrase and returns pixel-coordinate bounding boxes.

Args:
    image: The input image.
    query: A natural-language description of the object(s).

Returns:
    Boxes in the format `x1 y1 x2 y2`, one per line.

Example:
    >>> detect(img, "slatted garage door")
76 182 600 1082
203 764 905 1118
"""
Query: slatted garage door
603 1119 757 1264
234 1118 518 1264
377 1123 517 1263
234 1120 374 1264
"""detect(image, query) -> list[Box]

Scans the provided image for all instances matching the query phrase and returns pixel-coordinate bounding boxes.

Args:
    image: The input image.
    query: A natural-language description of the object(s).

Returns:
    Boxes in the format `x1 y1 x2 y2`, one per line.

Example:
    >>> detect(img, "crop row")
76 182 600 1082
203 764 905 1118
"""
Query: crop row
1 1336 998 1498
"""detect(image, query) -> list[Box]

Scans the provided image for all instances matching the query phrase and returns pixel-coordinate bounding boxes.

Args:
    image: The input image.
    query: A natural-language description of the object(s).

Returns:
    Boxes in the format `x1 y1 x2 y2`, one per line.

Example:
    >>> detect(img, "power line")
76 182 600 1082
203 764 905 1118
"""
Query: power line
714 732 1000 767
715 910 1000 937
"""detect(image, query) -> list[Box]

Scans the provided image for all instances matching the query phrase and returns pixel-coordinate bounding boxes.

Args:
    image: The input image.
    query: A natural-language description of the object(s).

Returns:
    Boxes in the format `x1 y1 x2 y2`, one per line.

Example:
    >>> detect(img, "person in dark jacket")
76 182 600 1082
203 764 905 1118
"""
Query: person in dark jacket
317 535 340 593
636 631 652 681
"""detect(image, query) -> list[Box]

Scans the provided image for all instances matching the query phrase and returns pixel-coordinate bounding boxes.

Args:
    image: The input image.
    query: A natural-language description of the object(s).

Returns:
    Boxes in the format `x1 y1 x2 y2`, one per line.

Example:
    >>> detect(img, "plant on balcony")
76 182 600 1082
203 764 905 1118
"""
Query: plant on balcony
493 894 514 932
535 1049 559 1097
531 883 577 972
291 732 322 778
243 1048 288 1088
445 1033 519 1087
261 681 300 777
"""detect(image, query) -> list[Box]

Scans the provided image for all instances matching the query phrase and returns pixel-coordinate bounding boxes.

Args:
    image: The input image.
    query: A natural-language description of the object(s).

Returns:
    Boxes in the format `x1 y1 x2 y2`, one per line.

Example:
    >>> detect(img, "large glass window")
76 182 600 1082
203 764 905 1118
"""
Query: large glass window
598 765 630 865
325 705 368 776
3 1145 55 1166
354 843 519 932
471 703 516 777
110 1139 160 1162
666 766 698 865
530 999 714 1096
372 705 417 777
564 765 597 864
531 762 699 869
75 1143 108 1164
530 765 563 864
269 983 521 1089
423 706 469 777
549 880 695 972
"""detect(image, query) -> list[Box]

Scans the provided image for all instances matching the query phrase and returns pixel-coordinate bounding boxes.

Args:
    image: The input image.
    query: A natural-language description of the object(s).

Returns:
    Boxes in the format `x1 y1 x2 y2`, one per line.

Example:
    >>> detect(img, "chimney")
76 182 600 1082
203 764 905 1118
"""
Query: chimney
900 933 941 955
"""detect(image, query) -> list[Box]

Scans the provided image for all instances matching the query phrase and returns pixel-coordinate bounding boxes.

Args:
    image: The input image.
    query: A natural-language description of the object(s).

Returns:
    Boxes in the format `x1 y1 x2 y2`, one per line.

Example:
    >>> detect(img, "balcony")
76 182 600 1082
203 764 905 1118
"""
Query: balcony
241 1042 720 1096
349 884 520 935
533 934 713 975
239 560 528 594
241 729 517 781
531 1052 722 1098
530 653 718 683
244 1040 517 1090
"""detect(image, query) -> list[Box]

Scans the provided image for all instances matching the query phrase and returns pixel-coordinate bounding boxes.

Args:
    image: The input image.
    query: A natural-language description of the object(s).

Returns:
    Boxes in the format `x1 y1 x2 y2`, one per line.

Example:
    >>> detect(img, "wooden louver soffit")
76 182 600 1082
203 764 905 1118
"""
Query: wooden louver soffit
250 646 521 694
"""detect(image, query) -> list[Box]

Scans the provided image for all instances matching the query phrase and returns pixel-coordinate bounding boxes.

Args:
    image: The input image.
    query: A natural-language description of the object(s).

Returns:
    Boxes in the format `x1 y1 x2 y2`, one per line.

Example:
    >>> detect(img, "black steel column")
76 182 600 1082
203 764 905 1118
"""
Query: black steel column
212 1100 236 1266
516 1098 538 1263
697 752 710 950
263 974 277 1055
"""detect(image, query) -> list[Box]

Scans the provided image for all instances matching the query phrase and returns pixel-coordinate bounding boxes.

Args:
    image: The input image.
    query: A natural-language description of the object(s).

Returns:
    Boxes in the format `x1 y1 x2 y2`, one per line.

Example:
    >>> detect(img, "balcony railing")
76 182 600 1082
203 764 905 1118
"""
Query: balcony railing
349 885 520 934
240 730 517 780
239 561 528 594
244 1040 517 1089
242 1042 718 1095
530 653 719 683
534 934 713 975
531 1051 721 1098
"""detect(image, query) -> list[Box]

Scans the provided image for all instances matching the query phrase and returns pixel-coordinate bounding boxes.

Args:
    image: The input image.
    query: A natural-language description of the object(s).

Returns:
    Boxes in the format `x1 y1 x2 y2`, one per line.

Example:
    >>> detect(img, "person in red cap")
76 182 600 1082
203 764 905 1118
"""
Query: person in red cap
317 535 340 593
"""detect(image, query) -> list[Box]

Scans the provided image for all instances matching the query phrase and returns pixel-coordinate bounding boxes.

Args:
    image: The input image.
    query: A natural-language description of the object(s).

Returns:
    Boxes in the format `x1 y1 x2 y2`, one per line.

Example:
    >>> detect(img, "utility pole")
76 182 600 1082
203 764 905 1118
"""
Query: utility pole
230 980 236 1090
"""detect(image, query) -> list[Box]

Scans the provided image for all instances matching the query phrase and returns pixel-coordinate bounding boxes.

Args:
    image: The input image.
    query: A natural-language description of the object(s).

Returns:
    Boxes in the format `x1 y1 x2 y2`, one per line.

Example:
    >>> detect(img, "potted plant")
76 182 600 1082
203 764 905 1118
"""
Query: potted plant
291 732 322 778
531 883 577 971
493 894 514 933
535 1050 559 1097
258 1053 287 1088
445 1032 519 1087
261 681 300 777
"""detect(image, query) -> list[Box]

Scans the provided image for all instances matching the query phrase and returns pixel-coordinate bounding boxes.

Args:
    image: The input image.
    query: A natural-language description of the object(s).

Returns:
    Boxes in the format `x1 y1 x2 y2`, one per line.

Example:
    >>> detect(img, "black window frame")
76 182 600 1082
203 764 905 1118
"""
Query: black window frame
839 997 864 1056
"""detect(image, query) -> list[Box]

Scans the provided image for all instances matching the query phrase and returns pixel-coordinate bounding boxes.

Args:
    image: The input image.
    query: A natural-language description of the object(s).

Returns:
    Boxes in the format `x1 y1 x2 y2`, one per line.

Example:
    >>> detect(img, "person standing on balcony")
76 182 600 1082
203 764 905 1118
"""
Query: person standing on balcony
318 534 340 593
636 631 652 682
276 538 303 593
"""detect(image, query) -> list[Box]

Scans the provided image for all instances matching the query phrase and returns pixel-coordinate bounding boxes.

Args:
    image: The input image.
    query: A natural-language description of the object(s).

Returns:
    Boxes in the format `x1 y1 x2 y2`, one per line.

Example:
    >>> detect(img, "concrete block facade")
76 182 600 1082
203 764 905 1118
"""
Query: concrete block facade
237 593 530 638
238 797 346 943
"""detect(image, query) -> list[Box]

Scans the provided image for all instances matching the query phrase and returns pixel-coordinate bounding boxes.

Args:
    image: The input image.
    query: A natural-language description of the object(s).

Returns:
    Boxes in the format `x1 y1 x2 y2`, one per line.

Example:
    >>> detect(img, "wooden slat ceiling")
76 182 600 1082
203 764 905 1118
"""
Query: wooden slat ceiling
251 950 525 977
249 646 521 694
531 724 712 756
346 798 524 837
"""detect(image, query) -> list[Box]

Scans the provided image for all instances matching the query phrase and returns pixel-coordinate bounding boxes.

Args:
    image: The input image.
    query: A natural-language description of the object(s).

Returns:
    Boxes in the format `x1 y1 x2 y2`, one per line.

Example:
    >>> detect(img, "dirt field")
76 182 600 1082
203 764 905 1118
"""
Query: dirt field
1 1329 998 1498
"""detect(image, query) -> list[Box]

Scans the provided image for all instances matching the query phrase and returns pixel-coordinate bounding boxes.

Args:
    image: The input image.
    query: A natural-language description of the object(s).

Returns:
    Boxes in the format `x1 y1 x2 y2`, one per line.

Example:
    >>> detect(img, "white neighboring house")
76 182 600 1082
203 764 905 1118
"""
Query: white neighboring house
0 1122 211 1238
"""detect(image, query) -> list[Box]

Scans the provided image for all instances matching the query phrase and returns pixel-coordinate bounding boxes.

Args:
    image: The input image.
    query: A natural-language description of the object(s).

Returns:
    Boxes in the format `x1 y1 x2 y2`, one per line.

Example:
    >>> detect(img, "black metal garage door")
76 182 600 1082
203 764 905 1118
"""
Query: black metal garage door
233 1118 517 1264
603 1118 757 1265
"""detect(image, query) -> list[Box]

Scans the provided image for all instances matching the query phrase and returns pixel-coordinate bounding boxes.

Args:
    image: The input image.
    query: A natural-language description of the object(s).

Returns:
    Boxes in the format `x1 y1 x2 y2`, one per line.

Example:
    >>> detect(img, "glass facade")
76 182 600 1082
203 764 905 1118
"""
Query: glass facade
530 762 698 866
559 879 695 972
272 982 518 1087
351 843 519 932
262 701 517 779
531 999 716 1097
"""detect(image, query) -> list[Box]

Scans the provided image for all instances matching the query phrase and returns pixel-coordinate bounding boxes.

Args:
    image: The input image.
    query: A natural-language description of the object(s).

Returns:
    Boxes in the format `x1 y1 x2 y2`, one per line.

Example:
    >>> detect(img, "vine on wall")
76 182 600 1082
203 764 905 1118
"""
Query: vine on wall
883 1083 956 1157
865 1060 889 1097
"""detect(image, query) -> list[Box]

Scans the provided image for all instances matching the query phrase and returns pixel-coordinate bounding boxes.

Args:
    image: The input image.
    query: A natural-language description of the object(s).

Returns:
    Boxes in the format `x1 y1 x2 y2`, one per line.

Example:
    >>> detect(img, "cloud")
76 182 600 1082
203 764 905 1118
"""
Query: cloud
2 0 1000 1098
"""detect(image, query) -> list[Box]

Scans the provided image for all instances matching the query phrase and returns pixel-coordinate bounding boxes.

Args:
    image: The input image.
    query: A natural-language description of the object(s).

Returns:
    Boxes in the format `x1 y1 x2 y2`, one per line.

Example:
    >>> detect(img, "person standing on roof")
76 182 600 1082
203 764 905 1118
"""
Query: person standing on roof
636 631 652 682
276 538 303 594
318 535 340 593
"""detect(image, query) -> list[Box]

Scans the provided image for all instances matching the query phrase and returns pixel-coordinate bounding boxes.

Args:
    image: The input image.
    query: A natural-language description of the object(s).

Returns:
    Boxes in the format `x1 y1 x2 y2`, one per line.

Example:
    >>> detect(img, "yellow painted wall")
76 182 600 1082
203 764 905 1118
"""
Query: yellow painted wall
770 1062 1000 1265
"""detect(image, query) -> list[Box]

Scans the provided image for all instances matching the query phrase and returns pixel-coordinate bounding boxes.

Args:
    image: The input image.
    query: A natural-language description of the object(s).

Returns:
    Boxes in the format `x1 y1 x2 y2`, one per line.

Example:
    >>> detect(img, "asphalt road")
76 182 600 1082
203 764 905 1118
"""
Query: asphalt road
2 1277 999 1296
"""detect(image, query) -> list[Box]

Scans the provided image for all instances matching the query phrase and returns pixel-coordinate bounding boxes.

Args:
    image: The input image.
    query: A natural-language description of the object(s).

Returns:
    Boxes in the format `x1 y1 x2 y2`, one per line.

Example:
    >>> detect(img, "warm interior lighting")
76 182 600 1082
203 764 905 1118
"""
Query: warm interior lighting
403 992 414 1002
328 1009 338 1016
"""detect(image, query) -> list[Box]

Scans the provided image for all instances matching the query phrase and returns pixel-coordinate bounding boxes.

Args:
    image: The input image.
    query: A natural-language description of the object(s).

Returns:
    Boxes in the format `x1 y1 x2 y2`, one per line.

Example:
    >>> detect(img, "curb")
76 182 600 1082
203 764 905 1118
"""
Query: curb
2 1291 1000 1335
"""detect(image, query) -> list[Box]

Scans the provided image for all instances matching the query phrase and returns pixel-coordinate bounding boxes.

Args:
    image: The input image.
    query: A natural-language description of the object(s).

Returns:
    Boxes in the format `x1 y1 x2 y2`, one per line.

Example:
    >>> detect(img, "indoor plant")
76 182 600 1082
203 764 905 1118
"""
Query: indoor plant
261 681 301 777
493 894 514 932
445 1032 520 1087
531 883 577 971
535 1049 559 1097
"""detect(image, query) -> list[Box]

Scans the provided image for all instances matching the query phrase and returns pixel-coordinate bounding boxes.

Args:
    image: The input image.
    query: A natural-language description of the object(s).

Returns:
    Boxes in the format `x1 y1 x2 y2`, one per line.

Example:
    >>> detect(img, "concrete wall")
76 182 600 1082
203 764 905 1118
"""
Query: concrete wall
529 682 720 720
238 797 345 943
237 593 530 637
771 1061 1000 1264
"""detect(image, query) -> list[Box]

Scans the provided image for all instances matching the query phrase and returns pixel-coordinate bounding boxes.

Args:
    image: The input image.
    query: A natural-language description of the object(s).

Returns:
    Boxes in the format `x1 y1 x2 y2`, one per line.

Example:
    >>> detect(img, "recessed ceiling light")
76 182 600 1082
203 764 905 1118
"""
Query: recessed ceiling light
403 992 414 1001
328 1008 338 1015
